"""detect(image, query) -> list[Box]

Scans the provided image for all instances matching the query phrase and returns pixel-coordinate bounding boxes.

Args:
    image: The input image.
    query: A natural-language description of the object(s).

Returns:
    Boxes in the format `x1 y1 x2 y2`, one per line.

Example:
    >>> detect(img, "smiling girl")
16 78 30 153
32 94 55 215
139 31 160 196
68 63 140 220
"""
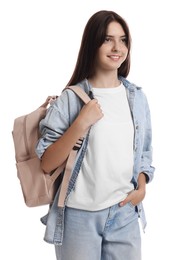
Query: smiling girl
36 10 155 260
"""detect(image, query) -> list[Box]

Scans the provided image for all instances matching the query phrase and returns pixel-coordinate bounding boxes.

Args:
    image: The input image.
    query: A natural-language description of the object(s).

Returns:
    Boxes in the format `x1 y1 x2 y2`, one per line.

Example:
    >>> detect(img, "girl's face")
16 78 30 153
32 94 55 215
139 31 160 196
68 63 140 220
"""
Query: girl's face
96 21 128 72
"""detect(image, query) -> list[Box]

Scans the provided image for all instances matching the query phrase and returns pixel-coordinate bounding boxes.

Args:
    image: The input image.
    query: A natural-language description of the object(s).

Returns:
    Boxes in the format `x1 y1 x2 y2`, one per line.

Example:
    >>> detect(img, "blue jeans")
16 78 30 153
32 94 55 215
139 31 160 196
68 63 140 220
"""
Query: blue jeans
55 203 141 260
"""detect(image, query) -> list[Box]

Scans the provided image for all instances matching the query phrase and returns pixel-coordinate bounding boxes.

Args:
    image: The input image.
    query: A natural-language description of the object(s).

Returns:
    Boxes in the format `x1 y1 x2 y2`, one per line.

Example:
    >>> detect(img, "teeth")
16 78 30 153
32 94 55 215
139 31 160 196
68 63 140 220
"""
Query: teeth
111 55 119 58
110 55 120 60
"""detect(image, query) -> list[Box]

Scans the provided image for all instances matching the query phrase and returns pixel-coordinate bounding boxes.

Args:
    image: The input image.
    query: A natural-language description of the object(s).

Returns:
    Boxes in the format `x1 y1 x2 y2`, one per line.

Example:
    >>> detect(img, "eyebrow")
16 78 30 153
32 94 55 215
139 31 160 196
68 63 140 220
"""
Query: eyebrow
106 34 126 38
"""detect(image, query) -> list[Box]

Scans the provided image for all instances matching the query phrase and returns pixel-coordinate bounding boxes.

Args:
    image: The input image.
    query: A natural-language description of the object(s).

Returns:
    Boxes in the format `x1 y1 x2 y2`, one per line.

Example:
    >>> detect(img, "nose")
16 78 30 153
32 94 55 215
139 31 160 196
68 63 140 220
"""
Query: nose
112 40 121 52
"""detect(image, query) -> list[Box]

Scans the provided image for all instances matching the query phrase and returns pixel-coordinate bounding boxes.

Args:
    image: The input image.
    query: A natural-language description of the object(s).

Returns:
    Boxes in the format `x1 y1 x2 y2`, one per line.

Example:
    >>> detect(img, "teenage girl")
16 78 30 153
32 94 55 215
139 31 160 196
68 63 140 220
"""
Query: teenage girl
36 10 155 260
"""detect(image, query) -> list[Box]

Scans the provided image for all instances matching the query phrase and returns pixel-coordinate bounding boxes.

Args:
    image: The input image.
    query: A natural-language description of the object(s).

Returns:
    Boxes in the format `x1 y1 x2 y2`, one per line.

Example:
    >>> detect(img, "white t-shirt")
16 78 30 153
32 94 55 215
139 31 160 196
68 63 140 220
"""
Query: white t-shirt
67 83 134 211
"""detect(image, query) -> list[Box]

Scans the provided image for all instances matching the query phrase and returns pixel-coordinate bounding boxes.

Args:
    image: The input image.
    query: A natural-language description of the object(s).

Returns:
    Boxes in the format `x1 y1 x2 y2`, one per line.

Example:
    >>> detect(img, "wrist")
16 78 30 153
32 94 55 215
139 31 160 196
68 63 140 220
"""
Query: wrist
137 185 146 193
73 117 89 136
137 172 146 191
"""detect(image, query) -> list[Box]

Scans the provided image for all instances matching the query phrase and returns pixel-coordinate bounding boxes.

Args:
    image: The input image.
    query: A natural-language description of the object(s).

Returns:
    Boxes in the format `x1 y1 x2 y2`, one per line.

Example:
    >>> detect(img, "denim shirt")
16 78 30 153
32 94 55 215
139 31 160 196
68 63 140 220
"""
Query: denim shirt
35 77 155 245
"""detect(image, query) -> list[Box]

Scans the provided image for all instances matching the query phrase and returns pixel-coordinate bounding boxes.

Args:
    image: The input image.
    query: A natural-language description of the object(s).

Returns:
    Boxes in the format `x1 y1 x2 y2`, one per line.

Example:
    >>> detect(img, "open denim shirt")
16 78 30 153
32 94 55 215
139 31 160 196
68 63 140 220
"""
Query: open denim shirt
35 77 155 245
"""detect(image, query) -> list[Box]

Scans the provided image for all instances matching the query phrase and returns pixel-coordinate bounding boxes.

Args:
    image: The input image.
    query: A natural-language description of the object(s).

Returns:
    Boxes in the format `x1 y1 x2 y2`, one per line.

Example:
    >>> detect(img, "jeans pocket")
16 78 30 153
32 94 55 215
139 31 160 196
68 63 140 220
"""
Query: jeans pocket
128 202 139 216
128 201 137 208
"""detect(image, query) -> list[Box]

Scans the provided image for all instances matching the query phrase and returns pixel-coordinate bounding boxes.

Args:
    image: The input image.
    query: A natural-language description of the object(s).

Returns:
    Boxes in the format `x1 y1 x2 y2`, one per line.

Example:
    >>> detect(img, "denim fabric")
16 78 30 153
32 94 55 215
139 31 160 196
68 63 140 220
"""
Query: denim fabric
55 203 141 260
35 77 155 245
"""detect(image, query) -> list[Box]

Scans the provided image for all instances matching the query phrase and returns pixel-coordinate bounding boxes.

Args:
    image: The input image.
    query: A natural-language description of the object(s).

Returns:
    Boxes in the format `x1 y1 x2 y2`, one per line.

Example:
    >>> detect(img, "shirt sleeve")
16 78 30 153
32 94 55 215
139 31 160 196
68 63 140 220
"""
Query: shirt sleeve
35 106 69 159
139 93 155 183
35 91 70 159
35 88 84 159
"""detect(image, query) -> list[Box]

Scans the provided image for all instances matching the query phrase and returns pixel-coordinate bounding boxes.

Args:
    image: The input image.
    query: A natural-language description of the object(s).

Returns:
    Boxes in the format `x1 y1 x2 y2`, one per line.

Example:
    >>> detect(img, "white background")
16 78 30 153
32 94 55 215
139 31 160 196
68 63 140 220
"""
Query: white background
0 0 175 259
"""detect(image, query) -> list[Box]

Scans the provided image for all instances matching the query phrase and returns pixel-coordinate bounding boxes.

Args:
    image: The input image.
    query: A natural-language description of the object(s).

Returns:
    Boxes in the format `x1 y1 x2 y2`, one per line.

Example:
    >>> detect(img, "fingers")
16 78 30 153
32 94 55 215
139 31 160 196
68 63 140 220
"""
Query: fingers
119 197 130 207
119 190 137 207
40 95 58 108
47 95 58 104
89 99 103 114
119 189 146 207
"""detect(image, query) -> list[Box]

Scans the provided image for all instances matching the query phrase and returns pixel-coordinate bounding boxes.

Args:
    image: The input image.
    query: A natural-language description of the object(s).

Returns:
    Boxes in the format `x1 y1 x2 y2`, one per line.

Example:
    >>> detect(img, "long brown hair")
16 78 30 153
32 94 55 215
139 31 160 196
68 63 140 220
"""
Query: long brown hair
67 10 131 86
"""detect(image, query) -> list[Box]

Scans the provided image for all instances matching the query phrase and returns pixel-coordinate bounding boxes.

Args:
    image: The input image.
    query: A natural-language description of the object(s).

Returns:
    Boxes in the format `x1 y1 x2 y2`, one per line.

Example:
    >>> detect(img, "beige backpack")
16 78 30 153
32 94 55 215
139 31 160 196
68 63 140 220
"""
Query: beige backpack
12 86 90 207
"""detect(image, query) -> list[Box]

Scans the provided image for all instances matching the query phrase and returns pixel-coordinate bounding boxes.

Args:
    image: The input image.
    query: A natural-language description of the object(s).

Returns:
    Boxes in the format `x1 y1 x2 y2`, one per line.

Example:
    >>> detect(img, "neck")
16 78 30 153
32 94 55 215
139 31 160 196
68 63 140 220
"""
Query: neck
88 71 120 88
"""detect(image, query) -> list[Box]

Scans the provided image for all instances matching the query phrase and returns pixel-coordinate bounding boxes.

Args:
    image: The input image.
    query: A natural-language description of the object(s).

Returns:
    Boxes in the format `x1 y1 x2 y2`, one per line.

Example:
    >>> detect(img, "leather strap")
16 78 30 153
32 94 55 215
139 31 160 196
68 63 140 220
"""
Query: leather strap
57 85 91 207
58 149 77 207
67 85 91 104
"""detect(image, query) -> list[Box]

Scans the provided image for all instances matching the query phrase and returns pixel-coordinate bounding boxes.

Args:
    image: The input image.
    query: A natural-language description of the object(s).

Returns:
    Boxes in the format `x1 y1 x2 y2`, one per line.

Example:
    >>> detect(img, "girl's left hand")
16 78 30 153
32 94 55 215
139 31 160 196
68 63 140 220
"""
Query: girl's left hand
40 95 58 108
119 188 146 207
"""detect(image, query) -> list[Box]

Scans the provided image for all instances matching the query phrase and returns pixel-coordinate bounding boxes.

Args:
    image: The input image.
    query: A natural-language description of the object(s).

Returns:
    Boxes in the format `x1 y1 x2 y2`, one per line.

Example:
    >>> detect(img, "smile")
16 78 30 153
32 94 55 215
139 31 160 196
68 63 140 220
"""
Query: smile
108 55 120 61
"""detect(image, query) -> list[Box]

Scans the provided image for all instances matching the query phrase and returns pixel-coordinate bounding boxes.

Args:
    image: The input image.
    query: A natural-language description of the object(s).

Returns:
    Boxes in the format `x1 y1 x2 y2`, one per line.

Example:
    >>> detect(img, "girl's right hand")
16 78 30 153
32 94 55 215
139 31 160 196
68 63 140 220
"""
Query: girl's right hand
77 99 103 131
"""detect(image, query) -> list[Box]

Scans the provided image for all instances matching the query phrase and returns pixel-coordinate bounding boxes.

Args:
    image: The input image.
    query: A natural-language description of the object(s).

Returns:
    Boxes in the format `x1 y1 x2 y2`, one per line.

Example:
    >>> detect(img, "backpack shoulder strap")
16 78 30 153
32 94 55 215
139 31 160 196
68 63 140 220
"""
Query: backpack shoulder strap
67 85 91 104
57 85 91 207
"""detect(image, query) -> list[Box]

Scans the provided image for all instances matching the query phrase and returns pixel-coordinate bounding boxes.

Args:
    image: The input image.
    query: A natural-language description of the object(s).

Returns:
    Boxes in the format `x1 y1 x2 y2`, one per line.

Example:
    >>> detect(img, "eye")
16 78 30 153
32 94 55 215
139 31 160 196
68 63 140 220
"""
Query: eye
104 36 112 42
121 37 127 44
